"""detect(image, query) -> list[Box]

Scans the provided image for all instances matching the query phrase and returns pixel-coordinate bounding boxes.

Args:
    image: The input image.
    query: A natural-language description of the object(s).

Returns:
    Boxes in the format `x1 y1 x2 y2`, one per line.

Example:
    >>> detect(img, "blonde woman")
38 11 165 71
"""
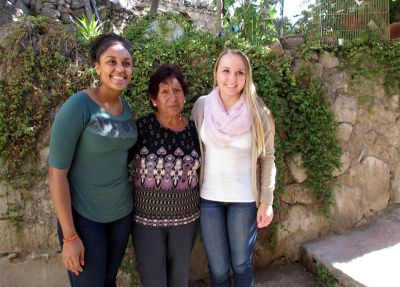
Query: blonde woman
191 49 276 287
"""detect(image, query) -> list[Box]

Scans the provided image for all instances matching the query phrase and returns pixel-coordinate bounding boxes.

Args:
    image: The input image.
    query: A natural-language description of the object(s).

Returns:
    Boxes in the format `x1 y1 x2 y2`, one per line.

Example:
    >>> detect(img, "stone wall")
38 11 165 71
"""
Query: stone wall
0 0 216 33
1 37 400 286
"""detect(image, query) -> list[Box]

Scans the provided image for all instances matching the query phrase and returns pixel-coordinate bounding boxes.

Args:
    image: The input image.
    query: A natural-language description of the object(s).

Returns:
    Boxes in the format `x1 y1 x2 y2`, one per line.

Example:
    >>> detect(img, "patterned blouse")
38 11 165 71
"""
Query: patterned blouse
131 113 201 227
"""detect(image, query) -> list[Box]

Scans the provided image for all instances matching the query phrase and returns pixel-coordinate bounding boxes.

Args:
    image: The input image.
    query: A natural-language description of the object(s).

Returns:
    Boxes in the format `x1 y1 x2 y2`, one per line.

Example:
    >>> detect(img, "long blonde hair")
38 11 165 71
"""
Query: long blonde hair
213 49 274 156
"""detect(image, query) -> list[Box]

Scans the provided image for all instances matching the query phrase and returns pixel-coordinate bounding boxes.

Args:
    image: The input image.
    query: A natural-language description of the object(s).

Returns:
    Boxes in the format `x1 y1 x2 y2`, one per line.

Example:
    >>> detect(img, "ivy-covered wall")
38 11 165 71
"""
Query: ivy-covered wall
0 15 399 286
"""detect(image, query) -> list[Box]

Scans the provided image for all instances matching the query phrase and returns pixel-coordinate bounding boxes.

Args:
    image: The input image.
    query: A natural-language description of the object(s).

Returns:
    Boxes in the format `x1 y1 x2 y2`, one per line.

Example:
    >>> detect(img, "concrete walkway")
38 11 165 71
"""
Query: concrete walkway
254 263 316 287
302 205 400 287
190 263 316 286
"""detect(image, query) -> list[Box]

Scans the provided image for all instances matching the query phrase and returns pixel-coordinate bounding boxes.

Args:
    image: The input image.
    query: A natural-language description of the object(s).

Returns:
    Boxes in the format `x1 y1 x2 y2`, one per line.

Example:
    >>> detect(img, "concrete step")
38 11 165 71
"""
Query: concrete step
301 205 400 287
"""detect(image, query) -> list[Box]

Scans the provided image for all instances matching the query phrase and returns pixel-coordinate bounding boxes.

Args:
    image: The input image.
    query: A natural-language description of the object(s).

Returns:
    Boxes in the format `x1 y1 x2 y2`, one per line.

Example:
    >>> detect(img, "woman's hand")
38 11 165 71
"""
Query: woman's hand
62 237 85 276
257 203 273 228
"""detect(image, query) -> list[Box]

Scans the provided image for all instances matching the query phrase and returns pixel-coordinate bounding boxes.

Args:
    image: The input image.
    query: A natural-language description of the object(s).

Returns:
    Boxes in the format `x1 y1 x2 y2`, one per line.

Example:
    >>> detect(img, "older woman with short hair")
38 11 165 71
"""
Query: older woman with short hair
130 64 201 287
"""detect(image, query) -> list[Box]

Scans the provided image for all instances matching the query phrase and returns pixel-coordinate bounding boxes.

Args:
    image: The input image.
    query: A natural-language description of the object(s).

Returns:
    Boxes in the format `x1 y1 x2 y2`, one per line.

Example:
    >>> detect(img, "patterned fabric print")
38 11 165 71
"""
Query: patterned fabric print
87 114 137 139
133 113 201 227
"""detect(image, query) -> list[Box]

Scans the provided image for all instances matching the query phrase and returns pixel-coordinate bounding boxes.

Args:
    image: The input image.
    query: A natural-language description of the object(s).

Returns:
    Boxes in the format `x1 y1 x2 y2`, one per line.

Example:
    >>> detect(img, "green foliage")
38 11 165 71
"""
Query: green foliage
0 202 23 230
0 16 93 189
74 14 104 45
390 0 400 23
123 13 341 218
314 263 336 287
120 239 141 286
223 0 279 45
333 36 400 96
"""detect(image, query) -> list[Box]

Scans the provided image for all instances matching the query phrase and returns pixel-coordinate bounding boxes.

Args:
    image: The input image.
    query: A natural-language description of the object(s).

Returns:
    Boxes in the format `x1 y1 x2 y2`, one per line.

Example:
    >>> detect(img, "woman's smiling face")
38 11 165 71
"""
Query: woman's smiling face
215 53 247 101
95 43 132 91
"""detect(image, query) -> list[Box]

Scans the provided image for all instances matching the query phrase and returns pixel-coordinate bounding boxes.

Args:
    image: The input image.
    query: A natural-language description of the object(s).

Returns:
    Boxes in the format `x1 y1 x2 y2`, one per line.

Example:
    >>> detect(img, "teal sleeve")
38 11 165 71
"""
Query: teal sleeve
48 94 88 169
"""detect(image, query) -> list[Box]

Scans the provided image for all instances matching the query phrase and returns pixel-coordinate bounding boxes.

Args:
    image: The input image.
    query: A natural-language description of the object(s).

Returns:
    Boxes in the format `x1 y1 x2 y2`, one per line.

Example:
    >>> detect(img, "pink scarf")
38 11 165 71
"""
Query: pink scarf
203 87 251 147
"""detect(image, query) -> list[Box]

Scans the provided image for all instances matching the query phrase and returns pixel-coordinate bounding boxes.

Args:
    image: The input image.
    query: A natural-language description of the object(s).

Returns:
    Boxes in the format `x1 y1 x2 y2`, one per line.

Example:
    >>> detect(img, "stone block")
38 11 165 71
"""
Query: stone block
281 184 314 205
332 151 351 177
323 69 348 94
41 7 60 18
391 165 400 204
280 35 305 50
70 0 83 9
331 184 363 232
0 255 68 287
333 95 357 124
268 40 284 56
319 51 339 69
336 123 352 141
349 156 390 215
0 220 21 253
277 205 328 259
289 154 308 183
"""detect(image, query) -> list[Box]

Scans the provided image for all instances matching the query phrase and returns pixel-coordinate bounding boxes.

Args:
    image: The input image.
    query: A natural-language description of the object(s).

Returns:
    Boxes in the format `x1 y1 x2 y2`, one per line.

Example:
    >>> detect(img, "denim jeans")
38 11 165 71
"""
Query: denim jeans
132 220 199 287
200 198 257 287
57 210 132 287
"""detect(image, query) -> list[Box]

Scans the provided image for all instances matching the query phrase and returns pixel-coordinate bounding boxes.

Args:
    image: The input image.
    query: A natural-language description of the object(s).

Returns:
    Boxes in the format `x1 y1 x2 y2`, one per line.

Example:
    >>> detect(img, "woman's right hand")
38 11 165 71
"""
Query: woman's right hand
62 237 85 276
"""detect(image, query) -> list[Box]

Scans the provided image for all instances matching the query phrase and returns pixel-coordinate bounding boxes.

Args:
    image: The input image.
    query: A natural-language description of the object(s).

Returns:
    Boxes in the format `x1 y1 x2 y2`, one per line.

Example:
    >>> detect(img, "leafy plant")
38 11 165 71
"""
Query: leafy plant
223 0 279 44
390 0 400 23
315 263 336 287
74 14 104 44
0 16 93 189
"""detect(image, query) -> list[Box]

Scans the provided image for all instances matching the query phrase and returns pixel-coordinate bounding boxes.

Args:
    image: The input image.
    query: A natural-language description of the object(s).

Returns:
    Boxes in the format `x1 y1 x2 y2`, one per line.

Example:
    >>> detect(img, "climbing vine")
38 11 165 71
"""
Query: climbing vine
0 16 93 189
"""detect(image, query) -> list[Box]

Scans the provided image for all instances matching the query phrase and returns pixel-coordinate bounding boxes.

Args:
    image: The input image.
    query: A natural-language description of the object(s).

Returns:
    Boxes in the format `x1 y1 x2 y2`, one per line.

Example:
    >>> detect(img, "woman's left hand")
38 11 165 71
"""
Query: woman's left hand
257 203 273 228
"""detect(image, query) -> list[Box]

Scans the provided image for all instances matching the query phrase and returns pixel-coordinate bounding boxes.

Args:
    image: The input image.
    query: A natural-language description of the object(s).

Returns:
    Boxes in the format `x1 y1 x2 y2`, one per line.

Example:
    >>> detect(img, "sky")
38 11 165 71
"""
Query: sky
280 0 315 22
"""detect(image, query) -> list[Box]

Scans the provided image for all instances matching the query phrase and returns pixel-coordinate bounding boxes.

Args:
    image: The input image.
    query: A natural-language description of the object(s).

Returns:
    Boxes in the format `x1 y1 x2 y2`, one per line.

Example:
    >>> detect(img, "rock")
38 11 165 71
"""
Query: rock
310 63 324 78
184 0 193 7
15 0 31 16
319 51 339 69
337 123 352 141
331 184 363 232
277 205 328 259
38 147 49 170
349 156 390 215
196 0 209 8
323 69 348 94
291 61 323 78
0 220 21 253
41 6 60 19
70 7 84 17
367 20 378 30
280 35 305 50
0 2 14 25
268 40 284 56
0 255 68 287
391 165 400 204
332 151 351 177
383 120 400 147
289 154 308 183
70 0 83 9
389 94 399 111
7 252 18 259
145 20 185 42
281 184 314 205
333 95 357 124
60 12 72 23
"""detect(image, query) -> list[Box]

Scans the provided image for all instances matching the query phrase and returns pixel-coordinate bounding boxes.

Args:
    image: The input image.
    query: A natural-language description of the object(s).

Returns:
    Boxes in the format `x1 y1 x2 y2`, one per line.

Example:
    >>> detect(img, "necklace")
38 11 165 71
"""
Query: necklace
156 113 187 132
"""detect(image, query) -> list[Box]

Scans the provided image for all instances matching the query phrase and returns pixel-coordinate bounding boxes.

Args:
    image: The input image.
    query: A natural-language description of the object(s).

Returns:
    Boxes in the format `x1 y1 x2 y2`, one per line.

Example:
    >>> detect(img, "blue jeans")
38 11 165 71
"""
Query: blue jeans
57 210 132 287
200 198 257 287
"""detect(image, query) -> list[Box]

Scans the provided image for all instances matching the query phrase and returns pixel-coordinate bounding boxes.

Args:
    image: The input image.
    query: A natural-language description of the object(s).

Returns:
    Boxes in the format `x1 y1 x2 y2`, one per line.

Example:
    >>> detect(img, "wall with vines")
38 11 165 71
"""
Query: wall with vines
1 13 400 286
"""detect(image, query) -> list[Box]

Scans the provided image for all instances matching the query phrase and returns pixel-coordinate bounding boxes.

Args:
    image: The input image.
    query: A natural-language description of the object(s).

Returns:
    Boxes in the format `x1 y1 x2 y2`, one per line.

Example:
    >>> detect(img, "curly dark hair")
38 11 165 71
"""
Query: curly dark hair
90 33 132 64
147 64 188 111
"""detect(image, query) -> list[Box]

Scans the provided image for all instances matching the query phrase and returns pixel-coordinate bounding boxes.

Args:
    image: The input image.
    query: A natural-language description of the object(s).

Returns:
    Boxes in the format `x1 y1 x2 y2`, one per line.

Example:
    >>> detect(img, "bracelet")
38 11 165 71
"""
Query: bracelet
63 234 78 243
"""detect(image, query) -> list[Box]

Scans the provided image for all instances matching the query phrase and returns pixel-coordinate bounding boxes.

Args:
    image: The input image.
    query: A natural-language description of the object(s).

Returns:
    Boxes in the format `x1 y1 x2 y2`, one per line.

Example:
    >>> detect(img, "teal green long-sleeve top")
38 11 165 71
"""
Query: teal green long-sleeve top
49 91 138 223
